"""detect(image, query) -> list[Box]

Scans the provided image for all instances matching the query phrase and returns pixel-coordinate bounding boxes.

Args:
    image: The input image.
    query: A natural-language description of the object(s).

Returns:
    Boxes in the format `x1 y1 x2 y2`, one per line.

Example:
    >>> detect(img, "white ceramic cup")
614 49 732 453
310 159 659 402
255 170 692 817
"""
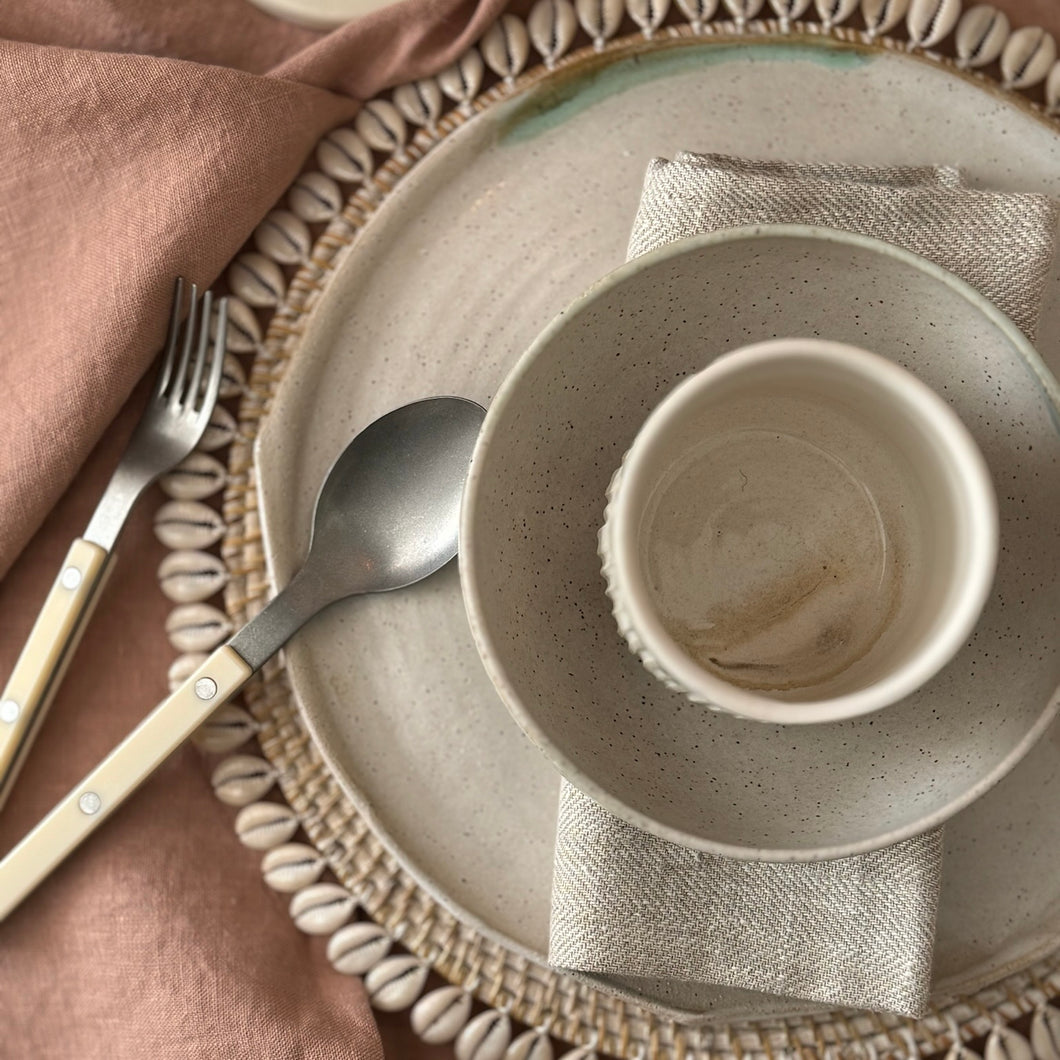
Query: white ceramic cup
599 338 999 724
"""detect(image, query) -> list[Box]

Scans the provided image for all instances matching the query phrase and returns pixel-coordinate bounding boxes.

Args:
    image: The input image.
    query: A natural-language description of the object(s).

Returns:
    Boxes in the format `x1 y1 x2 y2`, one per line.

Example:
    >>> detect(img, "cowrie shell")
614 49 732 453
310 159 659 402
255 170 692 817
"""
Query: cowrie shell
261 843 325 893
1031 1005 1060 1060
906 0 961 48
575 0 623 47
234 801 298 849
289 171 343 223
154 500 225 550
213 296 262 353
254 209 311 265
411 986 472 1044
211 754 276 806
1000 25 1057 88
481 15 531 80
228 252 285 308
290 882 356 935
355 100 408 152
393 80 444 129
364 955 428 1011
628 0 670 37
326 921 392 975
158 550 228 604
985 1026 1033 1060
506 1029 553 1060
198 404 239 452
528 0 578 65
438 50 484 110
191 702 258 752
955 4 1010 67
165 602 233 653
168 652 207 692
862 0 909 37
456 1009 512 1060
159 451 227 501
722 0 764 23
219 354 246 400
316 127 374 183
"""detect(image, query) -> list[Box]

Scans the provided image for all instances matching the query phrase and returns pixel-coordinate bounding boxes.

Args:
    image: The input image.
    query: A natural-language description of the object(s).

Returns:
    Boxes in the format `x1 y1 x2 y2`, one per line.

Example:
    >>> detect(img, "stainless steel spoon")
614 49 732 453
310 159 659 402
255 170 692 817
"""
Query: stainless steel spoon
0 396 485 920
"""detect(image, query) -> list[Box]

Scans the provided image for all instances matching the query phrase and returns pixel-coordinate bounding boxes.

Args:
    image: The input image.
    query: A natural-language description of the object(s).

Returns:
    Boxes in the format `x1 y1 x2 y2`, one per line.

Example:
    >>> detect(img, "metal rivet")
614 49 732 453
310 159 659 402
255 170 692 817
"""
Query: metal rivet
79 791 102 815
61 566 83 590
0 700 19 724
195 677 218 701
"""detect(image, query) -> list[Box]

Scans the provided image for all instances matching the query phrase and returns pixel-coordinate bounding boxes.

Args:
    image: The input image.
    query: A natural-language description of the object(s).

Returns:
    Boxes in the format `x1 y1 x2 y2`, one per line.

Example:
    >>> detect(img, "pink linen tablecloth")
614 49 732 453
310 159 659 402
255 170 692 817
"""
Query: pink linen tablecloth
0 2 504 1056
0 1 1058 1057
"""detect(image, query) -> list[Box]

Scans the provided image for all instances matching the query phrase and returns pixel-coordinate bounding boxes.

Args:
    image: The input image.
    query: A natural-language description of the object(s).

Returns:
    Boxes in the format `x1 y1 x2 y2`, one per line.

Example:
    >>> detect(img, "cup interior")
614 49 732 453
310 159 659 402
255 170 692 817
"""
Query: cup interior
609 340 998 720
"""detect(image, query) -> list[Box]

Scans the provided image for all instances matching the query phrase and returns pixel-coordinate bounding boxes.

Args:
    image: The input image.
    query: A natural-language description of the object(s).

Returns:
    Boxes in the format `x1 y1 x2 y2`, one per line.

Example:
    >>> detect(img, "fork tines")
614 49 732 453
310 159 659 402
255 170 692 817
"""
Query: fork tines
156 278 228 416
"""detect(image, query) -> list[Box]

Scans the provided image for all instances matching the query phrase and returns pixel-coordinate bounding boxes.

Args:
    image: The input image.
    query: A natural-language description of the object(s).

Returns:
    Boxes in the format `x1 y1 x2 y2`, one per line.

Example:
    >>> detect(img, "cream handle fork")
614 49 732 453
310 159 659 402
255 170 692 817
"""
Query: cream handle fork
0 280 227 812
0 540 112 809
0 646 252 920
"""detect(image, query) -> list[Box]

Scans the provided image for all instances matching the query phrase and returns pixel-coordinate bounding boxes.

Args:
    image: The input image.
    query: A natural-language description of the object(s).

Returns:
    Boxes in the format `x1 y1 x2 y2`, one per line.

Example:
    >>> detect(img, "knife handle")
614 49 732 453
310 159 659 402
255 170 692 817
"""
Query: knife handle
0 539 111 810
0 645 252 921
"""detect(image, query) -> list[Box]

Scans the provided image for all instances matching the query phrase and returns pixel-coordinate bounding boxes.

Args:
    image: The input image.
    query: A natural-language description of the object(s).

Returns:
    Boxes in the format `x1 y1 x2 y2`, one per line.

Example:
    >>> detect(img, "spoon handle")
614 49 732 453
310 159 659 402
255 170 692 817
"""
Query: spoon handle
0 646 252 922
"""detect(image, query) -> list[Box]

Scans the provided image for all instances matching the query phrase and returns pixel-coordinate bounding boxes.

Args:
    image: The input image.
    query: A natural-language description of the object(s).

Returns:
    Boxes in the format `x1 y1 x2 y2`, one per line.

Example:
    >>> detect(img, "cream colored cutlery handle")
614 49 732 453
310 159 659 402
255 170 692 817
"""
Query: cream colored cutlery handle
0 538 110 809
0 646 252 921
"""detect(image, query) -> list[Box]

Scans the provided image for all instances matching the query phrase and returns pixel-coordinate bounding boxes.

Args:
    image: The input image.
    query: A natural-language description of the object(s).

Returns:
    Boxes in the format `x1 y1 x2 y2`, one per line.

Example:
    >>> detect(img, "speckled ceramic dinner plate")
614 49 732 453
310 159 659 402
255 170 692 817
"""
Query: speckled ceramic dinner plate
251 34 1060 1019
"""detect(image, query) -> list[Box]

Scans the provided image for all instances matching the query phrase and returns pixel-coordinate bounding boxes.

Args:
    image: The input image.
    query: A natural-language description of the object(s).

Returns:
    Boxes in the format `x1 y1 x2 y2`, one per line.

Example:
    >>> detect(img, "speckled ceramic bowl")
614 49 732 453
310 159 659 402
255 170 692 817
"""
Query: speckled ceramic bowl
460 225 1060 860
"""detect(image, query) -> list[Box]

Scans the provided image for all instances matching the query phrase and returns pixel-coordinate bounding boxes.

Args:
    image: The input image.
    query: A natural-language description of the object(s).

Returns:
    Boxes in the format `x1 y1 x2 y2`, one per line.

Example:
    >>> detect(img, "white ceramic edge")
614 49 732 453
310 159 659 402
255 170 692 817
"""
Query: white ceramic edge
460 222 1060 862
601 338 1000 726
244 0 402 30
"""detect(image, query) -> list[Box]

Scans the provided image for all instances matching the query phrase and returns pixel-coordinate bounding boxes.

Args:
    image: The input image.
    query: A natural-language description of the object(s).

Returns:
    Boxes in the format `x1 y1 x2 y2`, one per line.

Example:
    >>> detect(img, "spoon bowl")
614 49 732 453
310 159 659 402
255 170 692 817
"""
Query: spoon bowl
234 396 486 671
309 397 487 599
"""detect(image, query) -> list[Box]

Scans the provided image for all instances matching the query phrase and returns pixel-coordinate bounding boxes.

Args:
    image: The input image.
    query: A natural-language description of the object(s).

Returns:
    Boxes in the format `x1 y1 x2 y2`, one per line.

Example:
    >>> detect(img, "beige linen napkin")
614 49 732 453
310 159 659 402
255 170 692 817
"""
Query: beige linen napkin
549 153 1058 1018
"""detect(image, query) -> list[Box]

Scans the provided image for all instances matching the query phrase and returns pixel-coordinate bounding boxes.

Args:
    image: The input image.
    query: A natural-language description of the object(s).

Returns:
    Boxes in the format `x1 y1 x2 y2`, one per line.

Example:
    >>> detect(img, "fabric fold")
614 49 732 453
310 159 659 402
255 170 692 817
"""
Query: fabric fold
0 0 507 579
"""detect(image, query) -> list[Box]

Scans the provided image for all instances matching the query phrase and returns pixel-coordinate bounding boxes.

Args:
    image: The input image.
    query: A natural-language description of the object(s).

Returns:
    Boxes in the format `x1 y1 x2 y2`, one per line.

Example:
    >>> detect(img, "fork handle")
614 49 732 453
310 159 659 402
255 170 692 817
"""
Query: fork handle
0 646 252 921
0 539 111 810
